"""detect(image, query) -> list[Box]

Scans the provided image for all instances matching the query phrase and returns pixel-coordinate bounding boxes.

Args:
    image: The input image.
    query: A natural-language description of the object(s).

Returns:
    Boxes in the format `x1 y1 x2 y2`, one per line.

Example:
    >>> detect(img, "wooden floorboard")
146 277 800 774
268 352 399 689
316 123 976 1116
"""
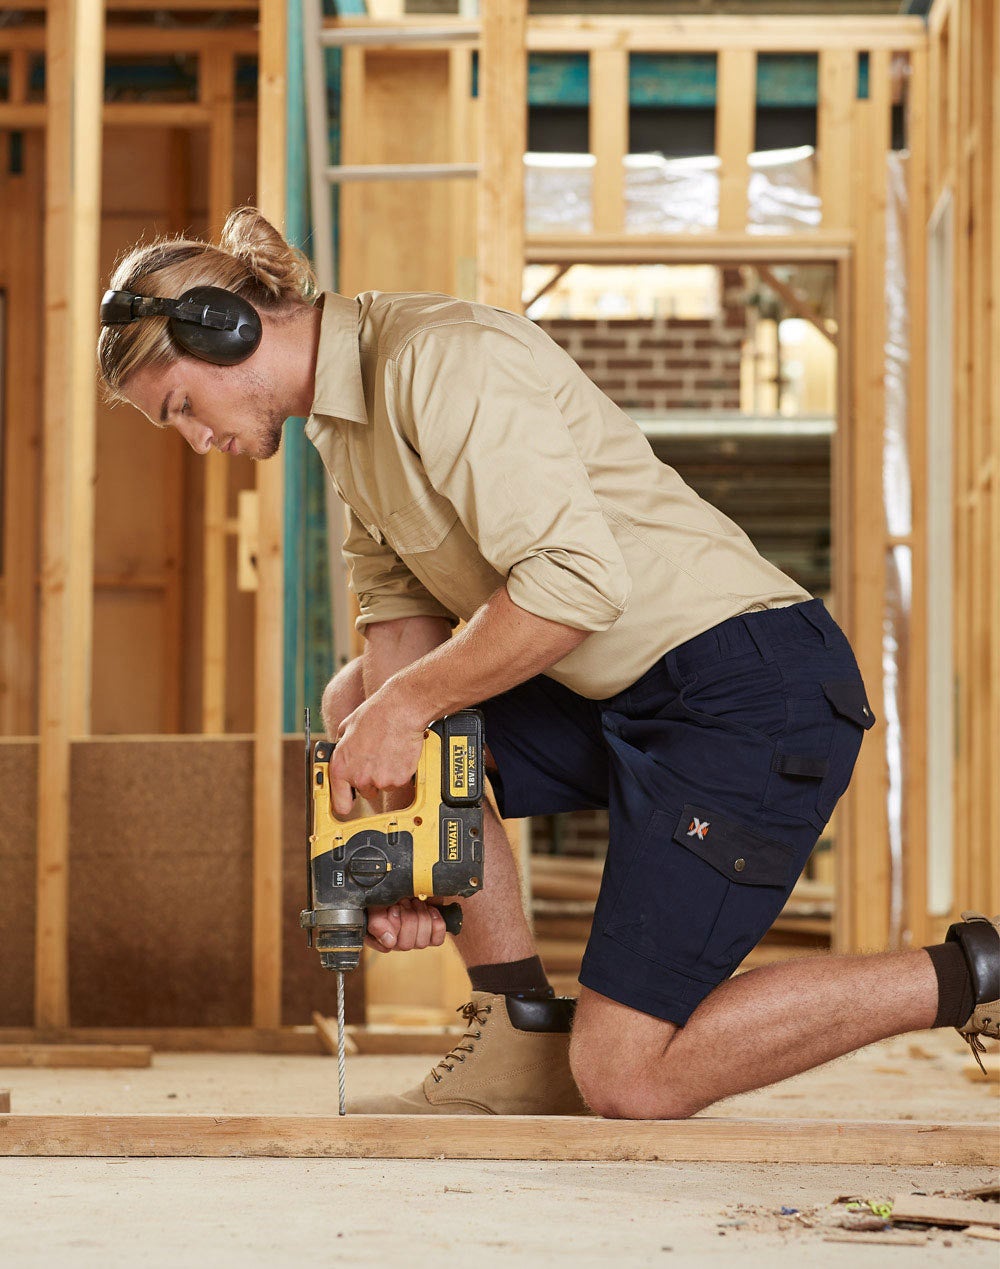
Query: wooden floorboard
0 1115 993 1164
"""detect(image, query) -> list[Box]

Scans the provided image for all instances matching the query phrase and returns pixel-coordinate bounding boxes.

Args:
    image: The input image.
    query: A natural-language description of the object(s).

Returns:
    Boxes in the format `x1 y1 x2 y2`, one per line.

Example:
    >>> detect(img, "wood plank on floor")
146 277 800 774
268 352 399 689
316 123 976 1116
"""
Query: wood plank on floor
0 1044 152 1069
889 1194 1000 1228
0 1115 994 1164
0 1025 463 1056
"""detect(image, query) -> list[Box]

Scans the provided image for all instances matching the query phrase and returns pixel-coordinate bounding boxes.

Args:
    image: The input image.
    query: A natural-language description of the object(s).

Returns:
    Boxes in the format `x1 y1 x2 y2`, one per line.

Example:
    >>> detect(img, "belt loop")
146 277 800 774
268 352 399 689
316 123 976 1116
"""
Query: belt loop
743 613 775 663
799 599 833 647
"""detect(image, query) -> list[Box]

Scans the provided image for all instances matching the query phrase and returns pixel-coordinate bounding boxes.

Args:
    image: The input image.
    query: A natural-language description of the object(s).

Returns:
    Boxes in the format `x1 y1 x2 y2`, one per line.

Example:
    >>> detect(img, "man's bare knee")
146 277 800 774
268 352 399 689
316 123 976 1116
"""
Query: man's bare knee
320 656 365 737
571 1048 699 1120
570 1015 699 1120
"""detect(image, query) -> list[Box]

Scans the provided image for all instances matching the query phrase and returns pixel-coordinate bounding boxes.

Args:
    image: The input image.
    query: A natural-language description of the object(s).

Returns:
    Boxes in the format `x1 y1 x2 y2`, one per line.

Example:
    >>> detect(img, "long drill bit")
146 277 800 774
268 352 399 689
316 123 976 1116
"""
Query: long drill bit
336 969 347 1116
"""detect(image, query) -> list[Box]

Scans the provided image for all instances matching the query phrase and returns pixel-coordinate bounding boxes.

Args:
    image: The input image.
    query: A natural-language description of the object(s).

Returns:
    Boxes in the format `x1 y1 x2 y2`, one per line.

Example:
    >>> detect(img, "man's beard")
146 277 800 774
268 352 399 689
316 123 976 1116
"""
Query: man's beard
252 411 286 460
243 366 287 460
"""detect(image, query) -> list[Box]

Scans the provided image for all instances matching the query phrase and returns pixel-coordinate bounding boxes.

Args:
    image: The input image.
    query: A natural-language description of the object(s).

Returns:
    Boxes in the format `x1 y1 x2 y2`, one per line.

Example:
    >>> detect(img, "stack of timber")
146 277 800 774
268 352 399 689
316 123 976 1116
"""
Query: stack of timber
531 854 833 992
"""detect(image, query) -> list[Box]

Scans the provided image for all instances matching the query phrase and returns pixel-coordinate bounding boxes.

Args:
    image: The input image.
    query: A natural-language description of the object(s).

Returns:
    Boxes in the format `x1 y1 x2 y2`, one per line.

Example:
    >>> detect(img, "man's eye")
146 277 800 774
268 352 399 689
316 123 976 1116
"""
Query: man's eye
181 398 191 415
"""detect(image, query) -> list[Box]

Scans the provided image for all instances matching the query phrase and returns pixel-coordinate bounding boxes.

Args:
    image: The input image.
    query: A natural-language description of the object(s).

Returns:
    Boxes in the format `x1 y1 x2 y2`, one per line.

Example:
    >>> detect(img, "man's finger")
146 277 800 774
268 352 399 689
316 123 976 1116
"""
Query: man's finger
414 901 433 949
366 905 400 949
428 904 447 948
329 776 355 818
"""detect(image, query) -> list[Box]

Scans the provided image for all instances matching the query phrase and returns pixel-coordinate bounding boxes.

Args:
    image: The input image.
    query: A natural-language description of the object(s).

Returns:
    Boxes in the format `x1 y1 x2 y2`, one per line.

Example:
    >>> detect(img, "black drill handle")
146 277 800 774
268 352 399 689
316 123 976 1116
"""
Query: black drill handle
436 903 464 936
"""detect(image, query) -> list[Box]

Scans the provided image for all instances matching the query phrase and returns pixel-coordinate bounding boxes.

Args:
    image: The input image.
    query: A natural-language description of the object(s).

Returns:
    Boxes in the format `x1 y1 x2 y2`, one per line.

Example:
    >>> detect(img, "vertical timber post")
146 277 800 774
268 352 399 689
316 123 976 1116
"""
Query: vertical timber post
35 0 105 1027
253 0 287 1028
477 0 526 313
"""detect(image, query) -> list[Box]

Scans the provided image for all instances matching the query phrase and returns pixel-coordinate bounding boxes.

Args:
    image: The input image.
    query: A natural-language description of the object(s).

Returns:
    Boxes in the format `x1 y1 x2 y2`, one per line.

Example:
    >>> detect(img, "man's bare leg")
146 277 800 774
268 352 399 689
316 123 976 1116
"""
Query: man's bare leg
570 948 938 1119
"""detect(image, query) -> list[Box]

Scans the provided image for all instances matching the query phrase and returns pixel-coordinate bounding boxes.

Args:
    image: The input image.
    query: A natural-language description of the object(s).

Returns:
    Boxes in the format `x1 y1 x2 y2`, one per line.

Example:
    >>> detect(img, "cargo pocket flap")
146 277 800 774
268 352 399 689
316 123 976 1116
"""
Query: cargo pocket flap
822 680 876 730
673 804 795 887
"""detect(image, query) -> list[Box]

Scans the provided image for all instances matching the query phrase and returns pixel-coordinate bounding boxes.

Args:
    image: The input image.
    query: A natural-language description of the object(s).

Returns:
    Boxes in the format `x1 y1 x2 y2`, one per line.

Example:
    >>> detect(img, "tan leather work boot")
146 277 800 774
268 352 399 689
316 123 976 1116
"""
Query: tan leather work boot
349 991 588 1115
946 911 1000 1072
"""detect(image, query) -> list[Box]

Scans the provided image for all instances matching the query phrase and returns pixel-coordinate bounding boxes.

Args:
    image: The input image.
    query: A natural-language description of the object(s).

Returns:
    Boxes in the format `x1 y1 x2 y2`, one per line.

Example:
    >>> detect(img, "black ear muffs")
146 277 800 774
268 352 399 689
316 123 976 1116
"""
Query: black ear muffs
100 284 263 366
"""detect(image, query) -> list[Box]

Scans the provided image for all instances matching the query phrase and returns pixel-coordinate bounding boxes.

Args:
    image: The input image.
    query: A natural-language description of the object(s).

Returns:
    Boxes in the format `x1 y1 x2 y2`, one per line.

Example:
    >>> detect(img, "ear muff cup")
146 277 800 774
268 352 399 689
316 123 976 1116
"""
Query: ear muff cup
170 286 262 366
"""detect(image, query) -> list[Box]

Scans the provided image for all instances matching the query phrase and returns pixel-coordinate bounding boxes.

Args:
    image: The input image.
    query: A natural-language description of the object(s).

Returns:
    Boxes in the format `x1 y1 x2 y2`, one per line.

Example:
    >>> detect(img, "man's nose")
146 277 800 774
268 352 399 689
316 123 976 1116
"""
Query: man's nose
177 419 213 454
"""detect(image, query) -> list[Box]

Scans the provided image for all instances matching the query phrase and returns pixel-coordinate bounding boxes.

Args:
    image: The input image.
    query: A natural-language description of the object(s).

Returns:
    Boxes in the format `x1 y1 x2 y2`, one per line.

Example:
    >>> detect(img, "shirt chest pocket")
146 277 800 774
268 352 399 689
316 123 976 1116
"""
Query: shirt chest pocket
385 487 459 555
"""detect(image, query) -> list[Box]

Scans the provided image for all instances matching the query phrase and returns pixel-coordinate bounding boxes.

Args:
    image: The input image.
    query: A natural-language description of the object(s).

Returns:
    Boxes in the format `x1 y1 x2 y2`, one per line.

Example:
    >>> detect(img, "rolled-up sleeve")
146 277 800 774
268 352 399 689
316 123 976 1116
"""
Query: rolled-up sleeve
343 505 457 630
391 324 631 632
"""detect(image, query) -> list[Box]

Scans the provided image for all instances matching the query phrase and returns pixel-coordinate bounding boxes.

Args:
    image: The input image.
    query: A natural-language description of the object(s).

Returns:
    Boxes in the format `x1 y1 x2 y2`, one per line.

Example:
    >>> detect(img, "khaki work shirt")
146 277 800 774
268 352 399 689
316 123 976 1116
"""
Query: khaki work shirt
305 291 810 699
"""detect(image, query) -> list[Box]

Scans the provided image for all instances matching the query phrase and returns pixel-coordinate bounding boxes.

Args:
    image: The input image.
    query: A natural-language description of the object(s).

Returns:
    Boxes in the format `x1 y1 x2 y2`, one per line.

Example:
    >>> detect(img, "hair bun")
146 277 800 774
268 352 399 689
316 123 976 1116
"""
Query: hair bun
220 206 316 301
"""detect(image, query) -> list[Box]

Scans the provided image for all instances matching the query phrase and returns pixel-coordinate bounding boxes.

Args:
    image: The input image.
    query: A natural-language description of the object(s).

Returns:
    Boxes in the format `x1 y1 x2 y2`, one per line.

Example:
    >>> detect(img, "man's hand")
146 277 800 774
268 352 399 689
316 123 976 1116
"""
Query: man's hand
328 688 427 817
365 898 449 952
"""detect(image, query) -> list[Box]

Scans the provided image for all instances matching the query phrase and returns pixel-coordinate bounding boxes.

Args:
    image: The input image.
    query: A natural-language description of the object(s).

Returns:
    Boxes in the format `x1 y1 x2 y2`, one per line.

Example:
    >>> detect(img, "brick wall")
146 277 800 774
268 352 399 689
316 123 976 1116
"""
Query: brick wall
537 268 747 413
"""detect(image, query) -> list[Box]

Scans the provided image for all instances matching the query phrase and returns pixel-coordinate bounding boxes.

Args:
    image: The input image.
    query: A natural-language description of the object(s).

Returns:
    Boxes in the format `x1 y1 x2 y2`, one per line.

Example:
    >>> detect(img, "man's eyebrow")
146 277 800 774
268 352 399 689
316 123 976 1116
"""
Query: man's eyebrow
159 390 173 424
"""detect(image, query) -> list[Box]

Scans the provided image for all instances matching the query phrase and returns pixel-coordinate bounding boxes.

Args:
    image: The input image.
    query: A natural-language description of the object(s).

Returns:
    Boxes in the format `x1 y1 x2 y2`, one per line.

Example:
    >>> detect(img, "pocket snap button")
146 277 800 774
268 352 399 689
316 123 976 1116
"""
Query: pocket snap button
734 858 746 872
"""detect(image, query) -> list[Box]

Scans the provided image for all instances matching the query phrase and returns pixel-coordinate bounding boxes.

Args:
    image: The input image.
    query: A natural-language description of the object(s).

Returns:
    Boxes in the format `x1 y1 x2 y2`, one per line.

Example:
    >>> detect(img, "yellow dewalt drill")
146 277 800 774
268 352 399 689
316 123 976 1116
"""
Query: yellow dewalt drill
299 709 485 1114
300 709 485 973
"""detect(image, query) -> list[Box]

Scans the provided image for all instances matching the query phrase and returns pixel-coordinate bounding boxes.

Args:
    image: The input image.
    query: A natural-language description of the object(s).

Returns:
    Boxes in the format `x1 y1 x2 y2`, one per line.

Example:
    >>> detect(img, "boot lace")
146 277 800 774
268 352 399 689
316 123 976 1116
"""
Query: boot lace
962 1028 992 1075
431 1000 492 1083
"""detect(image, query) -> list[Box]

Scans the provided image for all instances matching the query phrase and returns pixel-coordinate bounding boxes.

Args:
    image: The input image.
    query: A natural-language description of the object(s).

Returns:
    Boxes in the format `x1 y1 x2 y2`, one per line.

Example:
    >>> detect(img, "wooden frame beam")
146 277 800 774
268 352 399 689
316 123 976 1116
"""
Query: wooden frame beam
252 0 286 1028
526 232 851 266
35 0 105 1030
0 27 257 54
200 47 236 733
0 1115 993 1164
589 46 628 235
755 265 838 346
526 16 927 54
477 0 526 312
715 48 756 233
817 48 857 232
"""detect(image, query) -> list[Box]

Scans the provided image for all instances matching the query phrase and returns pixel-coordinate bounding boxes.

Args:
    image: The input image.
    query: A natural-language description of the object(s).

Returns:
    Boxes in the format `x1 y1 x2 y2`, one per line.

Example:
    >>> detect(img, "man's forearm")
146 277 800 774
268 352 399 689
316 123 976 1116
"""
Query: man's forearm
380 585 589 725
362 614 453 697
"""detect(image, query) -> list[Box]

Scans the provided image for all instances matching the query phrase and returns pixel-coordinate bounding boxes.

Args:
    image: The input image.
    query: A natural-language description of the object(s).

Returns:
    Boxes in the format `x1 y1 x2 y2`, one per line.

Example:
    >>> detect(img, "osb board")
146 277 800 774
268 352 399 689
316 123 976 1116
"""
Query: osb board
1 736 367 1028
0 742 38 1025
68 738 255 1027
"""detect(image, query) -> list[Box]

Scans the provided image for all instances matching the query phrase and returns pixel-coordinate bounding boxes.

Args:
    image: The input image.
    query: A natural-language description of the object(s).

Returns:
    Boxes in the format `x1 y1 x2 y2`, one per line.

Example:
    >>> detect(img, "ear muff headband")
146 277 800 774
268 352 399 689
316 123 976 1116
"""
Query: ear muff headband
99 284 262 366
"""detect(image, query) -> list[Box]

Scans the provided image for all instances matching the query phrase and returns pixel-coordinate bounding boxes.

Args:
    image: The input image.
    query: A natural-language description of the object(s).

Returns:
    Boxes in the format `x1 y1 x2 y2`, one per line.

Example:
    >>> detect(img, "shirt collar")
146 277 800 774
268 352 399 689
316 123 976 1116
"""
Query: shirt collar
307 291 368 426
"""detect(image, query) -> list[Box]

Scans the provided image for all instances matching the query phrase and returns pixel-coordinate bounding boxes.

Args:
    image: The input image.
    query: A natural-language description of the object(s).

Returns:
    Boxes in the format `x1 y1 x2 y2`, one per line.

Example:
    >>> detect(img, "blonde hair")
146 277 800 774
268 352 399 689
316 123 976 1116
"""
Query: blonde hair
98 206 316 401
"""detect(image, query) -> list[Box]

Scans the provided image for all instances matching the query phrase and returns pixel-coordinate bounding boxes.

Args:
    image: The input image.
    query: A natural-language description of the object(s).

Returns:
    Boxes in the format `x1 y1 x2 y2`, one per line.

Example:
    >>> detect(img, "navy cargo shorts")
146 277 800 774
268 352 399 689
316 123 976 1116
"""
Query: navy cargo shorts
477 598 876 1026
